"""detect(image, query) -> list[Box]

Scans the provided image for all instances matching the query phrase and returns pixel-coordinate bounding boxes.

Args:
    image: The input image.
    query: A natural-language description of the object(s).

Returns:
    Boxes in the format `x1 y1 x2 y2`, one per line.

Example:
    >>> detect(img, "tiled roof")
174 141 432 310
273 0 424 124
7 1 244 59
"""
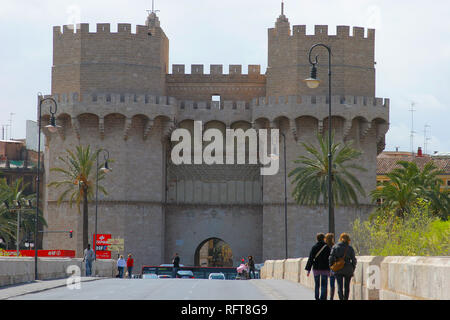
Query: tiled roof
377 155 450 175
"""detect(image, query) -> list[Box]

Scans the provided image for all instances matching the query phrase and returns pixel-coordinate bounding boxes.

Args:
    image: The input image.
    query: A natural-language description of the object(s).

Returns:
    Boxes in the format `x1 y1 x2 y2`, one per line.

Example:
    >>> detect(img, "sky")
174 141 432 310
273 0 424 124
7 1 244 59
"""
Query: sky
0 0 449 153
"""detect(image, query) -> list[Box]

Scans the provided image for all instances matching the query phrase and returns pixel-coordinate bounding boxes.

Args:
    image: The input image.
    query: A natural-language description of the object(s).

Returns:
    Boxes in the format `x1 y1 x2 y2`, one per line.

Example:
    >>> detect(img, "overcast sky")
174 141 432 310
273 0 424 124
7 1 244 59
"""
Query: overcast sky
0 0 449 153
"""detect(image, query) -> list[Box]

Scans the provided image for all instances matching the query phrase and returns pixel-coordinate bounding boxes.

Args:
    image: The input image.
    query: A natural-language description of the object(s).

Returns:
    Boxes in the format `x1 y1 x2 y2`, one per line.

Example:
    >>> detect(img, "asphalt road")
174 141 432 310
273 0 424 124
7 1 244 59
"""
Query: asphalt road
9 278 314 300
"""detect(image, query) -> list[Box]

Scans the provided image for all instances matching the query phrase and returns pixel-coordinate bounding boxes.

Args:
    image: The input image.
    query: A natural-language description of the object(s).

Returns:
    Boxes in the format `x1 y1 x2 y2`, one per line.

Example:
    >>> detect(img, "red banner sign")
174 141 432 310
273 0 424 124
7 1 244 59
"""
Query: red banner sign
94 234 111 259
3 250 75 258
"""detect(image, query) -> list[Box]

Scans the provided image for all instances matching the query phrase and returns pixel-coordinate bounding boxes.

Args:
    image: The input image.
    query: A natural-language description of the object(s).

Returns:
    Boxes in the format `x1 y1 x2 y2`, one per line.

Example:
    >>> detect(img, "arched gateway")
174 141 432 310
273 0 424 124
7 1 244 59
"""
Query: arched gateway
194 238 233 267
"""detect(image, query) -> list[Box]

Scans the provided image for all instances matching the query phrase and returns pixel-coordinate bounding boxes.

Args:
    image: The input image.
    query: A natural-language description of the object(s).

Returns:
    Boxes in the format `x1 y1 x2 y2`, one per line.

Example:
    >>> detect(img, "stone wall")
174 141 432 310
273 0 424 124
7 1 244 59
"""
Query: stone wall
261 256 450 300
0 257 116 287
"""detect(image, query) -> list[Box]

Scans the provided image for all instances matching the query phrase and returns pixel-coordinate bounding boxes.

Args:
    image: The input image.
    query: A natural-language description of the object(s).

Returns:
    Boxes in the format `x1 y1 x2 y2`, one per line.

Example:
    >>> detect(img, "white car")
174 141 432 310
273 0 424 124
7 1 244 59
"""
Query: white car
142 273 158 279
208 273 226 280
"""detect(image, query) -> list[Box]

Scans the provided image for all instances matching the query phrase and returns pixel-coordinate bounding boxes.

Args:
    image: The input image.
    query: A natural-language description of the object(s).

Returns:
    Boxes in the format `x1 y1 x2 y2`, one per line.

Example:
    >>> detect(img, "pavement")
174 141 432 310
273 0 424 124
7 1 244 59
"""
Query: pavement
0 277 105 300
1 277 314 300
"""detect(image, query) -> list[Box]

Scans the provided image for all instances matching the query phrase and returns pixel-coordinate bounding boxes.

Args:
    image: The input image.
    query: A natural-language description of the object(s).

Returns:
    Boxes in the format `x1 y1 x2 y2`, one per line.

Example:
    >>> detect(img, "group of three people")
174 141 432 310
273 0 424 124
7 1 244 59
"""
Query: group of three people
305 232 357 300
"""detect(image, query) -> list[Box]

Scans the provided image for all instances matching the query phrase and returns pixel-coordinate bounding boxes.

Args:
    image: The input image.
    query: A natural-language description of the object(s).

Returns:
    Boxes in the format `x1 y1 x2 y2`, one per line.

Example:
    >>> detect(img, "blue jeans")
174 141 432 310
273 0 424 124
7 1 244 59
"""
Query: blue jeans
127 266 133 278
314 274 328 300
173 267 179 278
335 274 352 300
85 260 92 276
118 267 124 278
329 274 336 300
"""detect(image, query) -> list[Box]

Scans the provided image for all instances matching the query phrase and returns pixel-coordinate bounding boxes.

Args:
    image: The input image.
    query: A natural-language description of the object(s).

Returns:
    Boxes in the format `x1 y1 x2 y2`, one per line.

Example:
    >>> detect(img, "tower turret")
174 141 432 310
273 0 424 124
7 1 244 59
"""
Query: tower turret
266 11 376 98
52 13 169 96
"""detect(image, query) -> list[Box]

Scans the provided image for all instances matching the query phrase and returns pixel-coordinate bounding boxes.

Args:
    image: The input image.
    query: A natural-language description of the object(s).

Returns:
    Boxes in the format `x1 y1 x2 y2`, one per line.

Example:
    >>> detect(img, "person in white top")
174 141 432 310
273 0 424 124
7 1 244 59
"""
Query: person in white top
117 255 126 278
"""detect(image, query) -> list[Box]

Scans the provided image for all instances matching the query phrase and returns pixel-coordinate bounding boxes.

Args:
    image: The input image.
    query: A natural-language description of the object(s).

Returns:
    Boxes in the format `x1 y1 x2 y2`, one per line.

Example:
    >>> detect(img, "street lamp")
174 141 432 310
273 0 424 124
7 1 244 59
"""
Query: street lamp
270 132 288 259
94 149 111 260
304 43 335 236
36 95 59 280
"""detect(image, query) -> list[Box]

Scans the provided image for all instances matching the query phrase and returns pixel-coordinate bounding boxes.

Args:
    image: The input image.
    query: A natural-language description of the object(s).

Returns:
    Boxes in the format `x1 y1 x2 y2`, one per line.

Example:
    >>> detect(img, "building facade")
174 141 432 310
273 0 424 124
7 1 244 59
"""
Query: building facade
41 11 389 270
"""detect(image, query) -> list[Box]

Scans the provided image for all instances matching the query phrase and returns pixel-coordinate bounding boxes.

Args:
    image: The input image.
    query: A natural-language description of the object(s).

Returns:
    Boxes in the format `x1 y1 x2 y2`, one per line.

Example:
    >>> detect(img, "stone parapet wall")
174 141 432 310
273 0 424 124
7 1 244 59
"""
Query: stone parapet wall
0 257 116 287
260 256 450 300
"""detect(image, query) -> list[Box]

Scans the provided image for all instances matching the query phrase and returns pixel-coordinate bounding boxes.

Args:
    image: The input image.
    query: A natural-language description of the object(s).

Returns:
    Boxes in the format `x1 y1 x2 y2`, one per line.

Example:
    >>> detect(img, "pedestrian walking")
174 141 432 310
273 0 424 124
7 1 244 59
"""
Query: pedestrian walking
83 244 95 277
329 233 357 300
248 256 256 279
117 255 126 278
305 233 331 300
325 233 336 300
127 253 134 278
172 253 180 278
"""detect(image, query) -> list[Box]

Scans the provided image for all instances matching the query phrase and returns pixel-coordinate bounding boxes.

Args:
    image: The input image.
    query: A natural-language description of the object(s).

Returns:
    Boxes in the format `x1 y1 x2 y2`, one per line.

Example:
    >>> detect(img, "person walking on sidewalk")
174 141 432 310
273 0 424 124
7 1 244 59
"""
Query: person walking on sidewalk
248 256 256 279
83 244 95 277
329 233 357 300
117 255 126 278
127 253 134 278
325 233 336 300
172 253 180 278
305 233 331 300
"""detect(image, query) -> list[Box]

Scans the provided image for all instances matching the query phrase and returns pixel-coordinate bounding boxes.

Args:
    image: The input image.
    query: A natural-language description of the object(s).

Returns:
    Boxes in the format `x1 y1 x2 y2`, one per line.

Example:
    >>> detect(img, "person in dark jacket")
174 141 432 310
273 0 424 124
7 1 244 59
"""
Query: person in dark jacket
172 253 180 278
329 233 357 300
305 233 331 300
248 256 256 279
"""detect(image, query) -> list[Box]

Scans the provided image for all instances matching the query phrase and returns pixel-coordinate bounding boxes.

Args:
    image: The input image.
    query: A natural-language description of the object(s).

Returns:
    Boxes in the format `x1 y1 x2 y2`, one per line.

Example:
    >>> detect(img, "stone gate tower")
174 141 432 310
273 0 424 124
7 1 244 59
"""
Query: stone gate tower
41 10 389 270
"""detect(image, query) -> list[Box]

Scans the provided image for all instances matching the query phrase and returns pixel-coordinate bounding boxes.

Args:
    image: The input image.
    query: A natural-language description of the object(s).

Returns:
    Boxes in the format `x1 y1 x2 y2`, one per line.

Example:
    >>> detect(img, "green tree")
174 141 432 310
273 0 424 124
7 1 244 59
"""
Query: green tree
352 199 450 256
0 177 46 249
289 132 367 207
371 160 449 218
48 145 108 251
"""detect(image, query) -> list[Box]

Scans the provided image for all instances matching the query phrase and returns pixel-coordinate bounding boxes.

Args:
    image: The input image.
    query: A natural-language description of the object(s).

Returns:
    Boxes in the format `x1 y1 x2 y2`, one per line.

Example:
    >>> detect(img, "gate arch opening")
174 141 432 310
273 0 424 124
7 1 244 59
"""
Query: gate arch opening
194 237 233 267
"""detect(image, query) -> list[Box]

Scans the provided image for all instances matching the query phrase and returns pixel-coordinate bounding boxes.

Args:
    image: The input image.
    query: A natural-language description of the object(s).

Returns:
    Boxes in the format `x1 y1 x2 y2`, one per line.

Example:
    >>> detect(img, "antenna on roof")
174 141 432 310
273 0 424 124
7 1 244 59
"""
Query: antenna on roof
147 0 160 15
424 124 431 155
409 102 416 155
281 1 285 15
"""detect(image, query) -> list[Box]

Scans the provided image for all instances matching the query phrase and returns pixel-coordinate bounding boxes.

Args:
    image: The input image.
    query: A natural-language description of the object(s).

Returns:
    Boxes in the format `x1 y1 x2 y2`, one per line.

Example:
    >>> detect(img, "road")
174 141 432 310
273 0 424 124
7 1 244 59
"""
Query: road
9 278 314 300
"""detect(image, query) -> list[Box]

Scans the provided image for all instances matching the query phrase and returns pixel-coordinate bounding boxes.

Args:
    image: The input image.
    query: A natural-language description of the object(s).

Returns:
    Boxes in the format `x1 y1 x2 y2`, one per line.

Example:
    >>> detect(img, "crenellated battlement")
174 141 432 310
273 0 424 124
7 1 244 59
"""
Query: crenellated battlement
251 95 388 108
43 92 388 111
170 64 262 76
47 92 177 107
270 24 375 40
53 23 157 37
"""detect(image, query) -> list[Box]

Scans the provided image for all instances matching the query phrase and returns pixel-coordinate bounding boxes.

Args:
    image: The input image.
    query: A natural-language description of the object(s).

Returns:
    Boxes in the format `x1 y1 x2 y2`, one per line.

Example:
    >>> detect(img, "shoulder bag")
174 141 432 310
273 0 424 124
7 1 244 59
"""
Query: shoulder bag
330 245 348 272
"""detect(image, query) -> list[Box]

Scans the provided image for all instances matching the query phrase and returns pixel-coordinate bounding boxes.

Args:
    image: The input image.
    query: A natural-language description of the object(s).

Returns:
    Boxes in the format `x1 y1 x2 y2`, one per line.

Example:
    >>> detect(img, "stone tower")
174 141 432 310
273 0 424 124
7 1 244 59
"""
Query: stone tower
41 10 389 270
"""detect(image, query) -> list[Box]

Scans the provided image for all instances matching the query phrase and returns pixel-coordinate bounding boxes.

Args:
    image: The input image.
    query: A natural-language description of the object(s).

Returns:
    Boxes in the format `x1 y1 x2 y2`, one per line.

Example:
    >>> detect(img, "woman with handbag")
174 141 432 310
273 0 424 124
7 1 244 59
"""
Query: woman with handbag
329 233 357 300
305 233 331 300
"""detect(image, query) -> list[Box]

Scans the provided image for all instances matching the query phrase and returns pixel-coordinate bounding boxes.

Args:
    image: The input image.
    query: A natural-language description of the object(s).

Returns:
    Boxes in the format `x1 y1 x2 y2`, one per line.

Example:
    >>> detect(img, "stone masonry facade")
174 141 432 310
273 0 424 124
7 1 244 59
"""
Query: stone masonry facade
41 11 389 271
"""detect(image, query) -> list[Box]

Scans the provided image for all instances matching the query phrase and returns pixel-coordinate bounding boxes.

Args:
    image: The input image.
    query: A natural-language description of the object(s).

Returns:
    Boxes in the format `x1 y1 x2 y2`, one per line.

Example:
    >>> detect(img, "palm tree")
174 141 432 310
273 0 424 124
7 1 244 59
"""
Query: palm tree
371 160 449 218
0 177 46 249
48 145 108 252
0 178 16 248
289 132 367 207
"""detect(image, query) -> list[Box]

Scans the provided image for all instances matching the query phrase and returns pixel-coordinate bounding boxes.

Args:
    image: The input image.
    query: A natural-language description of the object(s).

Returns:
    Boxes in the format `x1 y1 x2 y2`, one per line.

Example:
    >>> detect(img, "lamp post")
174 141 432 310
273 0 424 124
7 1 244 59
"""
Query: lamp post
36 95 59 280
94 149 110 261
304 43 335 236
